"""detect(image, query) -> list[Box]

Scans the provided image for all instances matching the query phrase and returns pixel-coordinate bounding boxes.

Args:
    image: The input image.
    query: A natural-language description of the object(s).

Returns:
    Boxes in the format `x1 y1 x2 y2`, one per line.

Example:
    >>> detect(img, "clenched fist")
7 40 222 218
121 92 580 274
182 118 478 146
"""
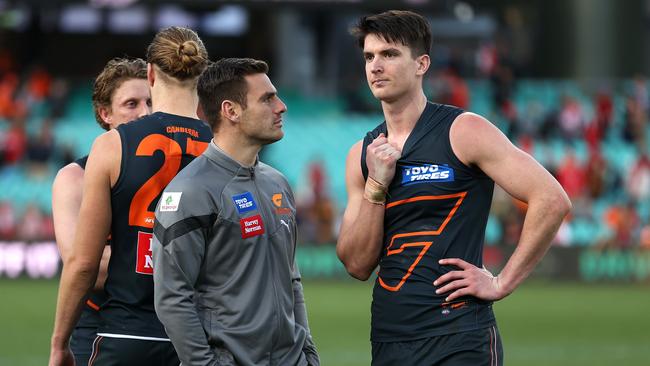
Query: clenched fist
366 133 401 186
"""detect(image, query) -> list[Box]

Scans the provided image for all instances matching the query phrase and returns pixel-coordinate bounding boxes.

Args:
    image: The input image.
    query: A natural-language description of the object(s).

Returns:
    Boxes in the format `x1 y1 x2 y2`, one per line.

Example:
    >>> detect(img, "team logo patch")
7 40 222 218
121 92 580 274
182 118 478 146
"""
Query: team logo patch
272 193 292 215
232 192 257 215
401 164 454 186
160 192 182 212
440 301 468 315
135 231 154 275
272 193 283 207
240 214 265 238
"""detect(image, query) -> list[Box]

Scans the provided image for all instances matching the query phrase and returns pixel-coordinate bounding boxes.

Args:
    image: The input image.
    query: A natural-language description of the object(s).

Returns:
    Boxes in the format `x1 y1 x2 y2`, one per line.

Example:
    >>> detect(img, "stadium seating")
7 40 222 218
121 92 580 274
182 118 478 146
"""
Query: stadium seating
2 78 648 246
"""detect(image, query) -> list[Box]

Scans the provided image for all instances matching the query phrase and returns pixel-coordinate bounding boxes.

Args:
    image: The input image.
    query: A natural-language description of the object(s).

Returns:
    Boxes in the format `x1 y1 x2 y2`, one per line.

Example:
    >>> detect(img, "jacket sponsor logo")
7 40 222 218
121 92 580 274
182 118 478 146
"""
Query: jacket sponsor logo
160 192 182 212
240 214 265 238
232 192 257 215
401 164 454 185
135 231 154 275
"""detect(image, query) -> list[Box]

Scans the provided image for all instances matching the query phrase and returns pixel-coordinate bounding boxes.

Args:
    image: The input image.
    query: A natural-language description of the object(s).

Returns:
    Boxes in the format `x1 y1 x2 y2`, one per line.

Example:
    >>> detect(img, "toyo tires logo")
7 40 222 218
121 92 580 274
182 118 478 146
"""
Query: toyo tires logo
401 164 454 185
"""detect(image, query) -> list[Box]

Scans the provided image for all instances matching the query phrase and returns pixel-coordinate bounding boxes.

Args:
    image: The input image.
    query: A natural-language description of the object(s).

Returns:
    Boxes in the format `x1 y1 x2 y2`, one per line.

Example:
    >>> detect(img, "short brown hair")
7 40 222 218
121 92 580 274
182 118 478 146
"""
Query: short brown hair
146 26 208 82
92 57 147 130
351 10 432 58
197 58 269 131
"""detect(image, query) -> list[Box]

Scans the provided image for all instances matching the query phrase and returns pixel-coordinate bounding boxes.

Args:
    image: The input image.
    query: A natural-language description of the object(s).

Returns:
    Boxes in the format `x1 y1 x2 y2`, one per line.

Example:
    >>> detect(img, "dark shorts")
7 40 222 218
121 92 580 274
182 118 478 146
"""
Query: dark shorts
372 326 503 366
70 326 96 366
88 336 179 366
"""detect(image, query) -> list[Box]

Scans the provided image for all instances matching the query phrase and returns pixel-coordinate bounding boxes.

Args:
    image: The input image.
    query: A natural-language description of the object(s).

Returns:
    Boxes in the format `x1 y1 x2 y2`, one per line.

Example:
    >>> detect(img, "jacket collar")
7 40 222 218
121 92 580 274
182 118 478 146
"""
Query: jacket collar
204 140 259 177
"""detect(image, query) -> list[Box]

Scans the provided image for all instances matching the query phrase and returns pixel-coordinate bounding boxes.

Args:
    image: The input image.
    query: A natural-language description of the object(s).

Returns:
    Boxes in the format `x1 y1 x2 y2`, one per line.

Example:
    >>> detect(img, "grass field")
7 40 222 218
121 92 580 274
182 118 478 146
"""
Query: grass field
1 279 649 365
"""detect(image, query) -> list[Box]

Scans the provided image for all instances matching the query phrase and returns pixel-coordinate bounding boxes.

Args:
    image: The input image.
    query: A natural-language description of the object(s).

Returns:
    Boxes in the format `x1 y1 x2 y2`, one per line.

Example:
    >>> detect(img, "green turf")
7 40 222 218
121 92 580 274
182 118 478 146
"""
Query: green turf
303 279 374 366
1 279 649 365
0 279 60 366
493 281 650 366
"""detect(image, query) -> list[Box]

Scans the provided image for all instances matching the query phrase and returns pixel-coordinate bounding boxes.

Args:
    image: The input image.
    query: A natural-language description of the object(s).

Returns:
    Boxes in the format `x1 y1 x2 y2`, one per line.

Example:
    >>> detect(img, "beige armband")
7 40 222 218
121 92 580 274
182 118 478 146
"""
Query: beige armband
364 176 387 205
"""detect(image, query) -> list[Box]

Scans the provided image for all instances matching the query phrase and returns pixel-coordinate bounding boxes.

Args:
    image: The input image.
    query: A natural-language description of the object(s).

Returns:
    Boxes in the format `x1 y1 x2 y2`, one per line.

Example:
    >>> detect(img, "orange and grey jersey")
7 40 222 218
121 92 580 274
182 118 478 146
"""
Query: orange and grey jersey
99 112 212 340
361 102 496 342
152 142 319 366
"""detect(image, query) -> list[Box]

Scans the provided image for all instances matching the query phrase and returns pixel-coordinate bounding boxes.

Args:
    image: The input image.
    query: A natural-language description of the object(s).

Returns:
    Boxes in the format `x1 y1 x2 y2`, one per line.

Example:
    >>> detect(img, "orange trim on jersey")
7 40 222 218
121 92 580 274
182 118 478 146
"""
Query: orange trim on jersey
386 192 467 209
441 301 468 309
378 241 432 292
86 299 100 311
378 192 467 292
385 192 466 242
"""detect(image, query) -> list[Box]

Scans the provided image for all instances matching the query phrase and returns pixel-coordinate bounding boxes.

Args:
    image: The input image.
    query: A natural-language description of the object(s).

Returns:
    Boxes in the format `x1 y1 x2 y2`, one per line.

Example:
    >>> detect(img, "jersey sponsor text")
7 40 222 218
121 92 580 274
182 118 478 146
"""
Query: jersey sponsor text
165 126 199 138
401 164 455 185
135 231 154 275
232 192 258 215
160 192 182 212
240 214 265 238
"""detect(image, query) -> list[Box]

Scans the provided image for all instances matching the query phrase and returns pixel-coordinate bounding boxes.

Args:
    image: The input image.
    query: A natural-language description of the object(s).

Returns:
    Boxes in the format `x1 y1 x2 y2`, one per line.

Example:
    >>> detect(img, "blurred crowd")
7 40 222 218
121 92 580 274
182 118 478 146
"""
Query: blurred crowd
428 43 650 251
0 48 73 242
1 43 650 251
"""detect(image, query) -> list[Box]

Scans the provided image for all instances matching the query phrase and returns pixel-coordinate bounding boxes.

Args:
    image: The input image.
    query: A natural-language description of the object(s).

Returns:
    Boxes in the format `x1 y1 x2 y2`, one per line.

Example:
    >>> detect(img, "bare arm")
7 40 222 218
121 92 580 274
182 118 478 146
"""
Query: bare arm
336 136 400 280
52 163 84 264
52 163 110 291
435 113 571 301
49 130 121 366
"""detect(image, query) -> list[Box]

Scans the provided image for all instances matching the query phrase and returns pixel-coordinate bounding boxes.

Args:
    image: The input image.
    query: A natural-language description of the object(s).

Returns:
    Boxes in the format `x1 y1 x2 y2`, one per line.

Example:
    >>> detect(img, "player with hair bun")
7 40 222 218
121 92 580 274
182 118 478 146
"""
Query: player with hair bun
49 26 212 366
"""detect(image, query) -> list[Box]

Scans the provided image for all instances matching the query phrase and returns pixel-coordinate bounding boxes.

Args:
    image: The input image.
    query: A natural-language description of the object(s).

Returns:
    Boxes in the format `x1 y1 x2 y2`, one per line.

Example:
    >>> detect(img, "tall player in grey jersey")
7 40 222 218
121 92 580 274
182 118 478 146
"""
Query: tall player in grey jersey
336 10 571 365
152 58 320 366
52 57 150 366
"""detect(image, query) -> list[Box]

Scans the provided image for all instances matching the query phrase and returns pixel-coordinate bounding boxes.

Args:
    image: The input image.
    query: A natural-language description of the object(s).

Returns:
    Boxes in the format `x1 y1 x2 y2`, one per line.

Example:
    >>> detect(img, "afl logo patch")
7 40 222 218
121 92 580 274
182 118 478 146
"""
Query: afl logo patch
401 164 454 186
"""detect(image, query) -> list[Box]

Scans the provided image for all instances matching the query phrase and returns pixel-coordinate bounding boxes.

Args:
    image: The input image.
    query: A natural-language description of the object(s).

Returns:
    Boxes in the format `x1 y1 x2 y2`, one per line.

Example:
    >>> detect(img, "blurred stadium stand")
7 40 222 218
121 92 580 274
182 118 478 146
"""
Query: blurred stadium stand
1 0 650 281
1 78 649 249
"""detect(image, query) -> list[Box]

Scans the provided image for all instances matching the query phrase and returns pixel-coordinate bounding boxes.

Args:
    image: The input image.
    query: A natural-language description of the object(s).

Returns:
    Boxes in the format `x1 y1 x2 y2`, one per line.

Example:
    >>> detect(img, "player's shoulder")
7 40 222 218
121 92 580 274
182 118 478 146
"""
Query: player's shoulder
257 162 297 206
157 172 214 225
452 111 489 126
85 129 121 170
91 128 121 150
53 161 84 188
345 140 364 174
450 111 501 144
349 140 363 157
450 111 508 164
167 154 222 197
258 161 290 188
167 161 210 194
